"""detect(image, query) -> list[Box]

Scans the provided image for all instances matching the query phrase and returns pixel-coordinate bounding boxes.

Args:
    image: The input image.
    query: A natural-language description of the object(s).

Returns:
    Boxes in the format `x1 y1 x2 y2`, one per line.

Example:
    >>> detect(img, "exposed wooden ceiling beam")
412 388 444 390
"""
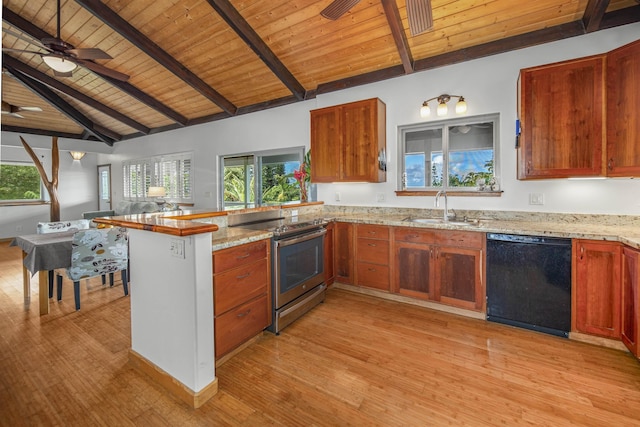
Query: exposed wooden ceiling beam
205 0 307 101
583 0 610 33
380 0 414 74
2 5 188 127
0 125 98 141
600 5 640 29
3 55 150 135
75 0 238 116
4 64 118 145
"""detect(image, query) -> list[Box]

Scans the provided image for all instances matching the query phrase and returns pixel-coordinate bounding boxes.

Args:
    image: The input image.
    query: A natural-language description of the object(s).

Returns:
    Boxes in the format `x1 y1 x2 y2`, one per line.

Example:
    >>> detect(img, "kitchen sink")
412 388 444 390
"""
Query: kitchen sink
402 217 478 227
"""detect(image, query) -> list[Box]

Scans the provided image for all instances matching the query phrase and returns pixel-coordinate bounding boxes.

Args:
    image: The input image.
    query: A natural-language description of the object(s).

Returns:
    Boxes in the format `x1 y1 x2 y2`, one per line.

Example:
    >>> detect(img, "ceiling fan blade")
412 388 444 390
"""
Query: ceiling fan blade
67 48 112 60
18 106 43 112
406 0 433 36
321 0 361 20
76 59 130 82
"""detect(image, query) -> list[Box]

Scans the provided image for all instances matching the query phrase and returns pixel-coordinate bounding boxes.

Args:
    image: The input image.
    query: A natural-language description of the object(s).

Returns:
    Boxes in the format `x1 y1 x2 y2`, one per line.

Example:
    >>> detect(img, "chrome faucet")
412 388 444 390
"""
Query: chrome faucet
435 190 449 222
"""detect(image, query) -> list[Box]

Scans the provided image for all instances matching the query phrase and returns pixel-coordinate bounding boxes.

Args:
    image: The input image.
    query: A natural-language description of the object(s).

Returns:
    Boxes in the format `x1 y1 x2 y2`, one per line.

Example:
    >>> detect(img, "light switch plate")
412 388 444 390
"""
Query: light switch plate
170 239 185 258
529 193 544 205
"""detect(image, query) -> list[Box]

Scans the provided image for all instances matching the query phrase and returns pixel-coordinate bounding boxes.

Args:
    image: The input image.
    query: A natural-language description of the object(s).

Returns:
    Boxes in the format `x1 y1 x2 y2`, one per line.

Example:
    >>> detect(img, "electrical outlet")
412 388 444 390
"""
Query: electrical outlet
170 239 185 258
529 193 544 205
335 192 341 202
376 193 385 202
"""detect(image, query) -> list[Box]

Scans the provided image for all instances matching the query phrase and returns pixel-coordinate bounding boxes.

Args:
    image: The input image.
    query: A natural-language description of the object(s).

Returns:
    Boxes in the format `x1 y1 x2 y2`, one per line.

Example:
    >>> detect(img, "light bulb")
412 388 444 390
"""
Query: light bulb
455 97 467 114
436 101 448 116
420 102 431 118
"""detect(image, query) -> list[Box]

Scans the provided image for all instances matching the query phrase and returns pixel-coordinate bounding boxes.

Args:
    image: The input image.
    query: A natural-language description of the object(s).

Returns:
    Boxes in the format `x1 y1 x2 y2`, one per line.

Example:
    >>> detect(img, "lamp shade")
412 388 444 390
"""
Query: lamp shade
455 97 468 114
420 103 431 118
42 55 77 73
69 151 86 161
436 101 448 116
147 186 166 197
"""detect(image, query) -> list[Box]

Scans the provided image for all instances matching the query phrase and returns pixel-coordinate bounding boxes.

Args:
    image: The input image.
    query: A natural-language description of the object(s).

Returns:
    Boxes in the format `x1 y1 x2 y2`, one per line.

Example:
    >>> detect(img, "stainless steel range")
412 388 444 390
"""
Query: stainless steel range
228 210 327 334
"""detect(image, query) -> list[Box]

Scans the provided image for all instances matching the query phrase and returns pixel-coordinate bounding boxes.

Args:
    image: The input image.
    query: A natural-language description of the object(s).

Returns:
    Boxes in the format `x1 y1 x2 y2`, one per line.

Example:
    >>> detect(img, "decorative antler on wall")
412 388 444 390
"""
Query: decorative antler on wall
19 136 60 222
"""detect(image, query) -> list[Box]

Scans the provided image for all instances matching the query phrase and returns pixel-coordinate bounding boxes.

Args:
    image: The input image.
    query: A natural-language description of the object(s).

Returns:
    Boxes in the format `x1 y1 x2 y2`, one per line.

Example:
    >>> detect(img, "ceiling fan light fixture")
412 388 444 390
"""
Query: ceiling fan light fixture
42 55 77 73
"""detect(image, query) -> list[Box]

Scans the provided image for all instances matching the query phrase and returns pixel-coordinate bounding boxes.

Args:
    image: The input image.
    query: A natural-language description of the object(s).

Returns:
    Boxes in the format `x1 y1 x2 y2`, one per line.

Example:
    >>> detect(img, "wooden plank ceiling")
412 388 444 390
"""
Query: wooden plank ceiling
2 0 639 146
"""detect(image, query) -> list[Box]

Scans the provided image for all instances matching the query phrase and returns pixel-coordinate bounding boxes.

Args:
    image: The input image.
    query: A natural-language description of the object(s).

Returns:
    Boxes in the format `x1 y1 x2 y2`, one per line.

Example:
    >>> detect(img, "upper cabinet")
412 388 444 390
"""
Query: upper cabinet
517 39 640 180
607 40 640 177
310 98 386 183
517 55 606 179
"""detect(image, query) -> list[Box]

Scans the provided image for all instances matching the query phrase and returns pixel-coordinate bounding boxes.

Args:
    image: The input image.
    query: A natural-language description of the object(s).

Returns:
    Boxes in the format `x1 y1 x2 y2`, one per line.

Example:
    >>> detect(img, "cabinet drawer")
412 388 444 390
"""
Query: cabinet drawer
213 240 267 273
215 294 269 358
394 227 437 244
357 262 390 291
214 259 268 315
437 231 484 249
357 224 389 240
357 238 389 265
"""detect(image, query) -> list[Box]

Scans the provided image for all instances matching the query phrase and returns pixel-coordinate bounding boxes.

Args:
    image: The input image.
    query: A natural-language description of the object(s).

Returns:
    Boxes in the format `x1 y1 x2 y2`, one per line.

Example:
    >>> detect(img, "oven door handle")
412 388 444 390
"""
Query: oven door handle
275 228 327 248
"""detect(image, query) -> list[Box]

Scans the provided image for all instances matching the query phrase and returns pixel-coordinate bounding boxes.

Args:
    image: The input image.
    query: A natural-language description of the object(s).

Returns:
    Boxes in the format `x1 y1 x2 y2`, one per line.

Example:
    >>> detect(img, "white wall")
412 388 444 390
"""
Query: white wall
0 133 105 238
4 23 640 238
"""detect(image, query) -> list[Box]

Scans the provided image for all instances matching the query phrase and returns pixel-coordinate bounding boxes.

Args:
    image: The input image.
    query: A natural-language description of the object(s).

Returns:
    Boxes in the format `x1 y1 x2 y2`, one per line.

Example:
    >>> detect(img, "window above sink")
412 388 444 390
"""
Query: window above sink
397 113 501 196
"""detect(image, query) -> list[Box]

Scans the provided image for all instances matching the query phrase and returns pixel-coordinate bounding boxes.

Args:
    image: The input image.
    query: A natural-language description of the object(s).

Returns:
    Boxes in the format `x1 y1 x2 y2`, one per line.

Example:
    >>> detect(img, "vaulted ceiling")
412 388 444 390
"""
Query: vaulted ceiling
2 0 639 146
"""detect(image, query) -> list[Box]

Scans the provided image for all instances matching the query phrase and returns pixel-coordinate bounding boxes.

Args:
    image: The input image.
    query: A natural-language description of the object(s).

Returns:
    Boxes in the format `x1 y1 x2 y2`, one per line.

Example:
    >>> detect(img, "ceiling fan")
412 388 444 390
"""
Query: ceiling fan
2 0 129 81
1 100 43 118
321 0 433 36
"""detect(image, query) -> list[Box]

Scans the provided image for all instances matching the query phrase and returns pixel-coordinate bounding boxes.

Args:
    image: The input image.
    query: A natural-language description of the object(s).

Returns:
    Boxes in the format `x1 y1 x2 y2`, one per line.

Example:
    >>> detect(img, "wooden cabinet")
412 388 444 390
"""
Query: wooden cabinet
518 39 640 180
606 40 640 177
355 224 390 291
573 240 622 339
334 222 354 284
310 98 386 183
393 228 485 311
622 246 640 359
212 240 271 358
324 222 335 285
517 55 605 179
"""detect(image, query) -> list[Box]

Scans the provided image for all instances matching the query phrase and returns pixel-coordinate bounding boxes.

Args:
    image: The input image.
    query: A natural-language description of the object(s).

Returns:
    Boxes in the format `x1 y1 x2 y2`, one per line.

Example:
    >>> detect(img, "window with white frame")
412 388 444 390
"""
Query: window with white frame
123 152 192 202
398 113 500 192
0 162 45 202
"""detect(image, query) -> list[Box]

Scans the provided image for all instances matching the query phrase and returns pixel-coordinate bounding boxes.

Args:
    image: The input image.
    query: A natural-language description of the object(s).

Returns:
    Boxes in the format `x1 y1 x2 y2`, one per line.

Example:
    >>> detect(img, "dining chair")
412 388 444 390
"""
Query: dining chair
61 227 129 310
36 219 91 298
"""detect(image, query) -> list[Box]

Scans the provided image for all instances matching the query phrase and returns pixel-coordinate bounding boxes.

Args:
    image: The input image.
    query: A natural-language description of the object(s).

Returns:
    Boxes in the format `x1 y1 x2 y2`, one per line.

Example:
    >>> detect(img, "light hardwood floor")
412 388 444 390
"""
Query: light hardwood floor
1 240 640 426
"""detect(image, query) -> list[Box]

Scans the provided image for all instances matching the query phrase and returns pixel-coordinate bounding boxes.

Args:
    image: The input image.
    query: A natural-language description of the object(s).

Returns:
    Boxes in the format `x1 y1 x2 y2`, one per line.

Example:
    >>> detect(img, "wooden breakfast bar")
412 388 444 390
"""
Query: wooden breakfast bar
94 212 220 409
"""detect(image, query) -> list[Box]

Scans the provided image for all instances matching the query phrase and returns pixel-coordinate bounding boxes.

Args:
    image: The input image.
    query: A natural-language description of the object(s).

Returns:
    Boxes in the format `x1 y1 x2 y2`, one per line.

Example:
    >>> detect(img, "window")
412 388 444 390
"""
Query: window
398 113 499 192
123 152 192 202
0 162 44 201
220 147 304 210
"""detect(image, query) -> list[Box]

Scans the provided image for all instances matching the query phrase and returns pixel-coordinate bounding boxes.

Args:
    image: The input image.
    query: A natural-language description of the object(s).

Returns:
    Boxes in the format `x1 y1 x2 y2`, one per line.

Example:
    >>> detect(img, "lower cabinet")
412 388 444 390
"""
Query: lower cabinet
334 222 354 284
355 224 390 291
573 240 622 339
622 246 640 359
393 227 485 311
212 239 271 358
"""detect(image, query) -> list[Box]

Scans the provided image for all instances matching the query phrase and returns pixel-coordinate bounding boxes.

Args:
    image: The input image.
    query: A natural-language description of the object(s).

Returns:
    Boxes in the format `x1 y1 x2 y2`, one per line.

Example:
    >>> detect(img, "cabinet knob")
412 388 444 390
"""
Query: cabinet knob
608 158 614 171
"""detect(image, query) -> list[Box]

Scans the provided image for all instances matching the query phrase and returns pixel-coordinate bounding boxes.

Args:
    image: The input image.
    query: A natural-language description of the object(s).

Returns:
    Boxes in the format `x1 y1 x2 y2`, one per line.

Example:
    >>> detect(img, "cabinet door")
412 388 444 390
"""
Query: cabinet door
518 56 605 179
394 242 434 300
341 99 382 182
606 40 640 177
622 247 639 358
324 222 335 285
436 246 484 311
574 240 622 338
334 222 354 284
310 106 340 182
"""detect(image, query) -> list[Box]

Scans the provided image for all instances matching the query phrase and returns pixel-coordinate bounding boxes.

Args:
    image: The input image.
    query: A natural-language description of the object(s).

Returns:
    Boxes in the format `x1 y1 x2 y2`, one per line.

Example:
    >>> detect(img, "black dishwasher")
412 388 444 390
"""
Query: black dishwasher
486 233 572 338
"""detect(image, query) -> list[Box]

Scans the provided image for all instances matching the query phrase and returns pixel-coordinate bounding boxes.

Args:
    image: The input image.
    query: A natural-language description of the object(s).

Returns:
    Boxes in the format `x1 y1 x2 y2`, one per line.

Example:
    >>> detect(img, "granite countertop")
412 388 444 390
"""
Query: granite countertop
324 212 640 250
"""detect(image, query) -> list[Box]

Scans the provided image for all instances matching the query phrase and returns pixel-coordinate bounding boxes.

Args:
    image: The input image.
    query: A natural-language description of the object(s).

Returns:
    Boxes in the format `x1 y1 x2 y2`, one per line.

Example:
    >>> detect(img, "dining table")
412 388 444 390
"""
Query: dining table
10 230 75 315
